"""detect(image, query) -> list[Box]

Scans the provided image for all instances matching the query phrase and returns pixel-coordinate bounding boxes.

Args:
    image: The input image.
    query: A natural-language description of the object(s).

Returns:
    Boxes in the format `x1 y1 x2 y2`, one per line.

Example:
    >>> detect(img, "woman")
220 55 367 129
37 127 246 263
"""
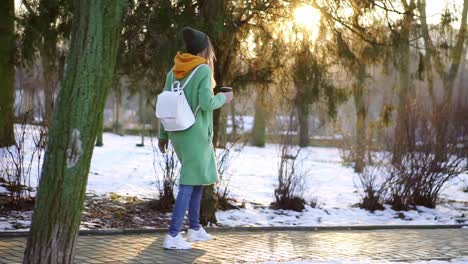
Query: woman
159 27 234 250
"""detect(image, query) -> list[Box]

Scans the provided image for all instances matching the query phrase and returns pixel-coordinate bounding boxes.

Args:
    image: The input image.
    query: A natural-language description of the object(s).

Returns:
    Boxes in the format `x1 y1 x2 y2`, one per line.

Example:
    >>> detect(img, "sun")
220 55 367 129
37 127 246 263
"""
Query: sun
294 5 321 30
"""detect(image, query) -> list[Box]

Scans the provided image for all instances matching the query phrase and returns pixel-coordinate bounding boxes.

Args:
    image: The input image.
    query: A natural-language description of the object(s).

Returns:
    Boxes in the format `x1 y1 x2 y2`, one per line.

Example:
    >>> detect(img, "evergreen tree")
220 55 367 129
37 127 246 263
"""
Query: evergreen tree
19 0 73 126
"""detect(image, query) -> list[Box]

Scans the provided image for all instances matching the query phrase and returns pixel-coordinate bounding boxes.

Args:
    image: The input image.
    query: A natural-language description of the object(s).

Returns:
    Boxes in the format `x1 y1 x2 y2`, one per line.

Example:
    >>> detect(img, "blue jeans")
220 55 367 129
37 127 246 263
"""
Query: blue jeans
168 185 204 237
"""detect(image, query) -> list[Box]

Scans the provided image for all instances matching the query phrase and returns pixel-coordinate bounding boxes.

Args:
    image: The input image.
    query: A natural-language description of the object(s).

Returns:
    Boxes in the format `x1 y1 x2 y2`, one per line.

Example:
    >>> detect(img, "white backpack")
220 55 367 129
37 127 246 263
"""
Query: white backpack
155 64 205 131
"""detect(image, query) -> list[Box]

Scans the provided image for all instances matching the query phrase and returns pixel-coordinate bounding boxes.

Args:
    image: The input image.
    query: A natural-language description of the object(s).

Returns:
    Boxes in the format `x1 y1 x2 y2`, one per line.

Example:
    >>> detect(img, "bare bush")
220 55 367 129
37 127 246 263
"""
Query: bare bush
386 104 467 209
270 112 306 212
355 157 387 211
354 102 467 212
215 134 247 211
0 114 47 208
149 137 179 212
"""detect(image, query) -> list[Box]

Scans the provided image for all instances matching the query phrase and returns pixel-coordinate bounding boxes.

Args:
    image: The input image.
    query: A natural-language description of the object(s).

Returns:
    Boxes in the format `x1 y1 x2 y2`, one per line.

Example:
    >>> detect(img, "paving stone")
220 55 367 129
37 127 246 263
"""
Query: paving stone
0 229 467 263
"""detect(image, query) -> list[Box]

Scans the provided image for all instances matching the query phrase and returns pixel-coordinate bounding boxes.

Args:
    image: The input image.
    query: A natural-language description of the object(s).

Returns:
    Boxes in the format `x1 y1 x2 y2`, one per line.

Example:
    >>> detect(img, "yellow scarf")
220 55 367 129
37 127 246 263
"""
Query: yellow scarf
173 52 207 80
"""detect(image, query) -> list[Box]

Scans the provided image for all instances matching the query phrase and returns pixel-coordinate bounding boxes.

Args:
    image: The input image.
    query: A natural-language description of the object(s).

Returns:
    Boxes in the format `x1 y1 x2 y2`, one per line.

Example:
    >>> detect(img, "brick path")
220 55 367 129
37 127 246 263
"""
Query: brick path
0 228 467 263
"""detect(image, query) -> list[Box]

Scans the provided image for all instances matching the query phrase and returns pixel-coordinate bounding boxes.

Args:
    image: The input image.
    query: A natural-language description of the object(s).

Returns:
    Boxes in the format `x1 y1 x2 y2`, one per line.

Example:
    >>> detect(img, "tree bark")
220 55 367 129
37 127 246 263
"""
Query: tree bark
200 184 218 226
251 85 267 147
137 90 146 147
37 0 64 126
418 0 468 106
296 99 309 147
42 67 57 126
112 88 123 135
230 100 237 138
457 40 468 107
23 1 127 263
392 3 414 165
353 84 367 173
95 112 104 147
0 0 16 147
217 106 229 148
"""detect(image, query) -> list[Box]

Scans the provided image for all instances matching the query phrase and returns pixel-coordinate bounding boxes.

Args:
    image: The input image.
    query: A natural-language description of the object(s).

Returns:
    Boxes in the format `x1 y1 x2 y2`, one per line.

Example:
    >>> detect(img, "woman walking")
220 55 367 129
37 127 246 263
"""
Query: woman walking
158 27 234 250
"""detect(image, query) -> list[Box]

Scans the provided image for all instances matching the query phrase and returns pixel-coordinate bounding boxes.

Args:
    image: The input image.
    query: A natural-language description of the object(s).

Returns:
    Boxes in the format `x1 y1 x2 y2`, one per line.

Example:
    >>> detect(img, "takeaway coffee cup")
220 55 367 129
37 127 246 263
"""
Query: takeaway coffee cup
220 86 233 93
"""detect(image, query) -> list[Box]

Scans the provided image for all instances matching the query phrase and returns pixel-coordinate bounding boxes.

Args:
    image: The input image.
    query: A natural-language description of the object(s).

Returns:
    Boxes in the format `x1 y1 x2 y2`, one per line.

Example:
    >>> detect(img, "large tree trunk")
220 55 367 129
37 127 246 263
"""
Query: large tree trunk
137 90 146 147
251 85 267 147
392 4 413 164
353 84 367 173
296 100 309 147
0 0 16 147
418 0 468 107
23 87 36 121
23 1 127 263
112 88 123 135
217 107 229 148
457 41 467 107
199 0 239 227
199 183 218 226
37 0 62 126
95 112 104 147
230 100 237 138
42 67 57 126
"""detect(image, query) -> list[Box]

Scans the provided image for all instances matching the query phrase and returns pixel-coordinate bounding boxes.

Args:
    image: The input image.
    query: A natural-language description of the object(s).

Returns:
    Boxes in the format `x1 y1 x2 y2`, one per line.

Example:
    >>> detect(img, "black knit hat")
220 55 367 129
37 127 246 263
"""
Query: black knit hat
181 27 209 55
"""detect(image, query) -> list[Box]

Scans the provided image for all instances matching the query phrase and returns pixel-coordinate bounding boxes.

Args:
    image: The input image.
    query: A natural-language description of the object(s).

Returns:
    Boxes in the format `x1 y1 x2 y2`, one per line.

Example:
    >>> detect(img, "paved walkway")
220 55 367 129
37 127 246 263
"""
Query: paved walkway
0 228 467 263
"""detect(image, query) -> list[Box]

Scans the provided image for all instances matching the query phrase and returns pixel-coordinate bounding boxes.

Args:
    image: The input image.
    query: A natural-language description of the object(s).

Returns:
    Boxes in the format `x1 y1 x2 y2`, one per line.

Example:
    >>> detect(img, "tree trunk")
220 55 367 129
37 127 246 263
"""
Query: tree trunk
199 0 237 228
24 89 36 121
0 0 16 147
42 68 57 126
36 0 64 126
23 1 127 263
458 42 467 107
297 101 309 147
251 86 267 147
95 112 104 147
353 85 367 173
137 90 145 147
200 184 218 226
112 89 123 135
217 106 229 148
392 7 413 165
230 100 237 138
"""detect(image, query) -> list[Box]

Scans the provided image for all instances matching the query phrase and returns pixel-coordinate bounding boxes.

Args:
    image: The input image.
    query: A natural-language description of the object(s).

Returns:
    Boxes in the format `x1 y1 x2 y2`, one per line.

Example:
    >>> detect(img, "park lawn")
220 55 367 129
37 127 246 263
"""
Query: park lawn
0 131 467 231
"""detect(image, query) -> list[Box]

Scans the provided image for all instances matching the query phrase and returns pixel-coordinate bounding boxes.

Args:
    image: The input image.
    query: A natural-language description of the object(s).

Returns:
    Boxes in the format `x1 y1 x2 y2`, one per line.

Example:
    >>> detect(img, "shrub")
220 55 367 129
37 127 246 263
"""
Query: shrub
215 134 247 211
149 137 178 212
0 114 47 209
355 162 386 212
355 103 467 212
385 104 466 209
270 113 307 212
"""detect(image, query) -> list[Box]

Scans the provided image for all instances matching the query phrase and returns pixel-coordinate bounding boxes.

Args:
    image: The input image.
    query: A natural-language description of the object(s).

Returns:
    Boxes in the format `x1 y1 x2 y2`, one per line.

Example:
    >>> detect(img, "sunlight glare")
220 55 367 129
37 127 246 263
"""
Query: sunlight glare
294 5 321 30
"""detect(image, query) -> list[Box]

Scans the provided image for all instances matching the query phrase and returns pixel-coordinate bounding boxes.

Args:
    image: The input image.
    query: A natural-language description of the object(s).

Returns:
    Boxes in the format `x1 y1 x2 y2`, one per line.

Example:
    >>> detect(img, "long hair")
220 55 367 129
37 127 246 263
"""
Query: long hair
198 38 217 87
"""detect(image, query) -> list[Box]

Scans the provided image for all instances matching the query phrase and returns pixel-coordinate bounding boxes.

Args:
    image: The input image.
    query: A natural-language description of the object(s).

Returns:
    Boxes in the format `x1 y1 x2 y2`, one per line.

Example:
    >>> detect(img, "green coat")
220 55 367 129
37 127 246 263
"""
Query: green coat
159 65 226 185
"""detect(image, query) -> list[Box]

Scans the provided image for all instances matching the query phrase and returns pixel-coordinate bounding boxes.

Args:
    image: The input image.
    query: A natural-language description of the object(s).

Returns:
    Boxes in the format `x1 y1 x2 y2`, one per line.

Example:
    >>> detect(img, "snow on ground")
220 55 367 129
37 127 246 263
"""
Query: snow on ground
0 211 32 232
263 259 468 264
1 131 467 230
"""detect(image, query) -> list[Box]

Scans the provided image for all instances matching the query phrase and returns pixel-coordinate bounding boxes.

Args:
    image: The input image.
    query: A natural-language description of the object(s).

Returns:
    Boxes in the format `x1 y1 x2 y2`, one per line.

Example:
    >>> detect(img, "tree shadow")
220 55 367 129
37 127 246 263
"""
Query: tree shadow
130 236 207 264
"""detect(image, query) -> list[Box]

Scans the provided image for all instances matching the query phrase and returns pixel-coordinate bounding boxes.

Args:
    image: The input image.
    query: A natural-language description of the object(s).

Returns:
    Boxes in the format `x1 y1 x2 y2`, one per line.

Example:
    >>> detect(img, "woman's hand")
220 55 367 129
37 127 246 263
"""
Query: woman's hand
158 139 168 154
222 92 234 103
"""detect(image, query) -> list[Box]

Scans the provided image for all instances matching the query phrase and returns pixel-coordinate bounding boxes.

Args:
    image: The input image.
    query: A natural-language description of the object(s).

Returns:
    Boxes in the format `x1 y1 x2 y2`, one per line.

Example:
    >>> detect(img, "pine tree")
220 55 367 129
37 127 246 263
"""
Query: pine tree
19 0 73 126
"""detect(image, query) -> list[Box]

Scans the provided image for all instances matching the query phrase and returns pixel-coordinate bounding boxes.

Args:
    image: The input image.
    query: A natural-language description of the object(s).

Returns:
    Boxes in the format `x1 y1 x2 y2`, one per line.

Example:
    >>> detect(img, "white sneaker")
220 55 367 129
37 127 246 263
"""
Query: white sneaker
163 233 192 250
187 227 213 242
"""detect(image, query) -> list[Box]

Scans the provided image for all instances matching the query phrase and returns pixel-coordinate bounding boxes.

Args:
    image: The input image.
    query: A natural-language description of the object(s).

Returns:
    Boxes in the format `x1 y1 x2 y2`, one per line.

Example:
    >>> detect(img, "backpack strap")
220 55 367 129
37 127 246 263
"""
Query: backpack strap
170 64 208 117
171 64 208 92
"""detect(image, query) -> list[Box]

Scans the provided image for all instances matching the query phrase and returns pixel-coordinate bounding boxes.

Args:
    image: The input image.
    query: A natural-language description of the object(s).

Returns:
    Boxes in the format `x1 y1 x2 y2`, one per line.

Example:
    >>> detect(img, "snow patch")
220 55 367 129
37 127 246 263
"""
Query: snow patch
66 129 83 168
